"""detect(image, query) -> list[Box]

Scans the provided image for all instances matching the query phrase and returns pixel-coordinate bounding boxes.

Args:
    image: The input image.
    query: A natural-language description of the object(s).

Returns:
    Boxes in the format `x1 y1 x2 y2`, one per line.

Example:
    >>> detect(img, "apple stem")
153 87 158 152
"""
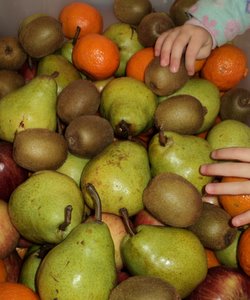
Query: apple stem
59 205 73 231
86 183 102 224
119 207 136 236
159 129 167 146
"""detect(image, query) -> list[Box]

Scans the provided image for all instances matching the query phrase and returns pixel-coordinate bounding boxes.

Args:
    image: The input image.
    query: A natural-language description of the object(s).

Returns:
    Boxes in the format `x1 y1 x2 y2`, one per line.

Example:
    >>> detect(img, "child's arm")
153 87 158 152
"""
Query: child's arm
155 0 250 75
200 147 250 227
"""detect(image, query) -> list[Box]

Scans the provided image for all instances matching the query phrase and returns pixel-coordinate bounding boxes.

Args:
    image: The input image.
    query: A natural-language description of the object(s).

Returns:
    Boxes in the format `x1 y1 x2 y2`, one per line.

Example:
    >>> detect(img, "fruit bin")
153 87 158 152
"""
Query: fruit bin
1 0 250 88
0 0 250 299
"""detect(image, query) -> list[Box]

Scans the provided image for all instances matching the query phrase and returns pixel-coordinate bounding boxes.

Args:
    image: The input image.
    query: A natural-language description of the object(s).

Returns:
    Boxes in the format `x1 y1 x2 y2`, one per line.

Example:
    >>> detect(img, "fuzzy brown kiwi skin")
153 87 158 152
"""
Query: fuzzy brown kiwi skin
154 94 205 135
136 12 175 47
13 128 68 172
0 70 25 99
65 115 114 159
57 79 101 125
113 0 152 25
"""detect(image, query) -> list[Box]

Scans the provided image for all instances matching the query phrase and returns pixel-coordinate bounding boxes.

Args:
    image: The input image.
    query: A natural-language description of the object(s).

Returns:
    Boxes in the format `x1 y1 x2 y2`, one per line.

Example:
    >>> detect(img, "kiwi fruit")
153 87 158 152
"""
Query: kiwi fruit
109 275 181 300
0 70 25 99
145 56 189 96
64 115 114 158
188 202 238 251
169 0 198 26
18 15 64 58
0 36 27 70
143 172 202 227
137 12 175 47
13 128 68 172
113 0 152 25
57 79 101 125
154 94 205 134
220 87 250 126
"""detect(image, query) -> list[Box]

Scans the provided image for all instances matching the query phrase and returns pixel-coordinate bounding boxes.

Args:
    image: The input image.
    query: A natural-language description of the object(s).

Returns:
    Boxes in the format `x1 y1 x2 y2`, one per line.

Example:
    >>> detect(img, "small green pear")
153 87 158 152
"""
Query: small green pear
148 131 215 193
81 140 151 216
206 119 250 150
160 78 220 133
119 208 207 298
37 184 117 300
8 170 84 244
37 54 81 94
0 74 58 142
100 77 158 138
104 22 143 77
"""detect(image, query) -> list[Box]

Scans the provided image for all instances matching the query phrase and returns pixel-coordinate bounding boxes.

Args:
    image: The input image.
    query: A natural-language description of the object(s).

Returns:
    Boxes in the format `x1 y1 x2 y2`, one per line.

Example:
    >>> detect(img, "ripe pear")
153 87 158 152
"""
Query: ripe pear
161 78 220 133
100 77 158 138
104 23 144 76
148 131 215 193
0 74 58 142
120 208 207 298
206 119 250 150
37 184 117 300
37 54 81 94
8 170 84 244
81 140 151 216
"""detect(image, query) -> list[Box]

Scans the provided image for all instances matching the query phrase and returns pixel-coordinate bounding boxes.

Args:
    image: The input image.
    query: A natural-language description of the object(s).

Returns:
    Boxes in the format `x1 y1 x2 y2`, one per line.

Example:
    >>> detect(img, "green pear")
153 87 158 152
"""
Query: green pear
148 131 215 193
37 184 117 300
215 229 242 268
56 152 89 186
160 78 220 133
206 119 250 150
19 246 43 292
59 39 74 63
100 77 158 138
119 208 207 298
37 54 81 94
104 22 144 77
0 74 57 142
81 140 151 216
8 170 84 244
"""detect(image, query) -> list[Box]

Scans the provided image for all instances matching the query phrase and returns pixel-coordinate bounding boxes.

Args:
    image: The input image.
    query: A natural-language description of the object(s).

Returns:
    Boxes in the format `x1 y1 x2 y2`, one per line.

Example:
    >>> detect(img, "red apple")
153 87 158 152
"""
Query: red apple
133 209 164 227
187 265 250 299
0 199 20 259
86 212 127 271
3 249 23 282
116 270 130 284
19 59 37 82
0 141 29 202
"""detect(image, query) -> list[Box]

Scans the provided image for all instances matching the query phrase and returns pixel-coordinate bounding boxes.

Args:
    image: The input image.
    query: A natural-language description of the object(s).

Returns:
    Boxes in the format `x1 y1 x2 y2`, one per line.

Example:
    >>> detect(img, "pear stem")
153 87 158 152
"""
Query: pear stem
159 128 167 146
59 205 73 231
86 183 102 223
119 207 136 236
115 120 131 139
72 26 81 46
38 244 55 259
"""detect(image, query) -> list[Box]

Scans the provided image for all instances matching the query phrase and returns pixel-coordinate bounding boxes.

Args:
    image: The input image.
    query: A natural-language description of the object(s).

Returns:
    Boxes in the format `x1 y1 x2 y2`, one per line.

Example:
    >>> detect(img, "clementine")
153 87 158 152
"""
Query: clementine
238 227 250 276
205 248 220 268
0 282 40 300
126 47 155 81
59 2 103 39
218 177 250 217
72 33 120 80
201 43 248 91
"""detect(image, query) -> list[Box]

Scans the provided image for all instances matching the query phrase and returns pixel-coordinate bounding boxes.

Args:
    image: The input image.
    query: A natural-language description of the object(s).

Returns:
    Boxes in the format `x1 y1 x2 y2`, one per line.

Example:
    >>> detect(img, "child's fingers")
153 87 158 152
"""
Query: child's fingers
204 180 250 195
211 147 250 163
232 210 250 227
200 162 250 178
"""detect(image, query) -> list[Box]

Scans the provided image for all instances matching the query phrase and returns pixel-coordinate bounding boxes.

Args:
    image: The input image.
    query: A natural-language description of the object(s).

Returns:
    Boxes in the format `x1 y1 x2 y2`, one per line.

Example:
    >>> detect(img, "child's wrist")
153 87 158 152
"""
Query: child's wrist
185 18 217 49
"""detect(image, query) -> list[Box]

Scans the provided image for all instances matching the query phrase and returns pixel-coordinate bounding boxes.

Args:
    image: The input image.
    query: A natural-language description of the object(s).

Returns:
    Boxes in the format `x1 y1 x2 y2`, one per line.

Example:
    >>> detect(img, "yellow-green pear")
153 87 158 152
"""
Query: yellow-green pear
0 74 58 142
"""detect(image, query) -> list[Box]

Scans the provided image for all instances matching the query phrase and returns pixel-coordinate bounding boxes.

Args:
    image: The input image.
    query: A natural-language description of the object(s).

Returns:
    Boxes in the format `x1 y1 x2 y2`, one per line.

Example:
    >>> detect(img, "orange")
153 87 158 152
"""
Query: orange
0 260 7 283
238 227 250 276
72 33 120 80
126 47 155 81
59 2 103 39
205 249 220 268
194 58 206 73
218 177 250 217
201 43 248 91
0 282 40 300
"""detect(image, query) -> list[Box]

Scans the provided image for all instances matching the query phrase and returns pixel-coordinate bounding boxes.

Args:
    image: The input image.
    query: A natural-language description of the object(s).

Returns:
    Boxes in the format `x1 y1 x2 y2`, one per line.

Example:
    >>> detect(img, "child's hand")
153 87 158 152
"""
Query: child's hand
200 147 250 227
154 23 213 75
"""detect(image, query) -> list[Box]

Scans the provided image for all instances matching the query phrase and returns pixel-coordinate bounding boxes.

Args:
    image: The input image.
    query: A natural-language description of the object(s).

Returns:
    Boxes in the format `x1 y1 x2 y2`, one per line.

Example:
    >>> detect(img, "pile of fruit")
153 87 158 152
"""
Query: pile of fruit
0 0 250 299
